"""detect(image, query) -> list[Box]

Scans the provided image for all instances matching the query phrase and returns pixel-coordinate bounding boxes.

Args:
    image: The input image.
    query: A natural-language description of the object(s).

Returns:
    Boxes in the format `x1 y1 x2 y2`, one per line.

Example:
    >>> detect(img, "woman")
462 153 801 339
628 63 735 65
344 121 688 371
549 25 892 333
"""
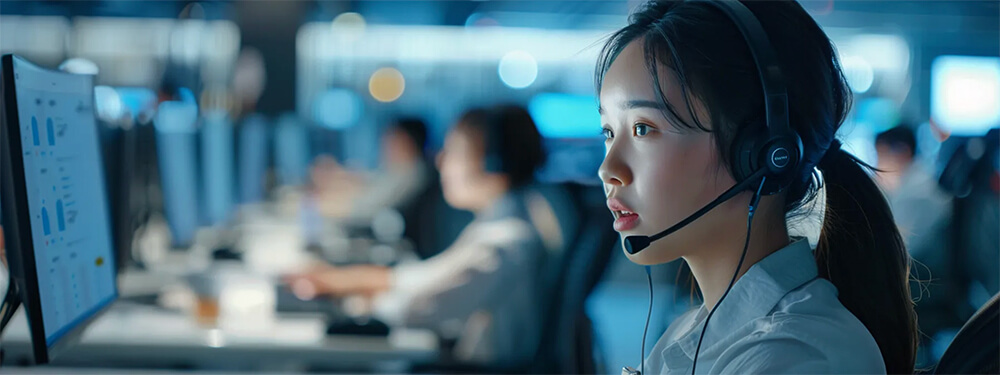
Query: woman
286 105 550 366
596 1 916 374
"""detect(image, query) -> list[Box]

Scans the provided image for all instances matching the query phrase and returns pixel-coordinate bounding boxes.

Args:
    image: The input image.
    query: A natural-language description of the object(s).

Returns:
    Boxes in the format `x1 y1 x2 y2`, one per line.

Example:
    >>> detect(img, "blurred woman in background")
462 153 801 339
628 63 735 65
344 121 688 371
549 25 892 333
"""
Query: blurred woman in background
286 105 550 366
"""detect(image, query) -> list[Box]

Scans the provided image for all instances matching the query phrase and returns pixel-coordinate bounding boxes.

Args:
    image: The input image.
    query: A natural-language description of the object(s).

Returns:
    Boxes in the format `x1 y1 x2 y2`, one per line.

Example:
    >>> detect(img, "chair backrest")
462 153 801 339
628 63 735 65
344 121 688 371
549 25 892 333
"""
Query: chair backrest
933 292 999 375
532 183 617 374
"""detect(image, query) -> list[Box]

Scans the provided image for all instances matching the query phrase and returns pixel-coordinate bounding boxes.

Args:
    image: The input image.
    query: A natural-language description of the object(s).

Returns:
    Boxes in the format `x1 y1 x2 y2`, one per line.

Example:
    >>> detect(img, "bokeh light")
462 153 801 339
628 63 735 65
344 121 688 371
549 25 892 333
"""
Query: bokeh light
331 12 366 44
932 55 1000 136
842 55 874 94
313 88 364 129
498 50 538 89
332 12 366 29
368 67 405 103
465 13 500 28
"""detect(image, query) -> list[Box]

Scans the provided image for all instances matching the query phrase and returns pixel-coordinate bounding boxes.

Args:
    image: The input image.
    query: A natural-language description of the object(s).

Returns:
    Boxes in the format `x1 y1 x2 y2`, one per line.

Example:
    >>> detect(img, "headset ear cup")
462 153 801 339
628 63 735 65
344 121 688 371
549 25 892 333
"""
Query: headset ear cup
729 123 805 195
758 132 803 195
730 123 766 183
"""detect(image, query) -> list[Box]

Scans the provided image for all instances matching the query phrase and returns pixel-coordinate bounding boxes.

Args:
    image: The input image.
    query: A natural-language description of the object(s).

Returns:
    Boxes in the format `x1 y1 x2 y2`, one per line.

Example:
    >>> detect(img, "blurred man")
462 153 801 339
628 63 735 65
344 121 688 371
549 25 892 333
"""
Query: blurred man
876 125 918 192
311 118 432 223
875 125 960 364
875 125 952 256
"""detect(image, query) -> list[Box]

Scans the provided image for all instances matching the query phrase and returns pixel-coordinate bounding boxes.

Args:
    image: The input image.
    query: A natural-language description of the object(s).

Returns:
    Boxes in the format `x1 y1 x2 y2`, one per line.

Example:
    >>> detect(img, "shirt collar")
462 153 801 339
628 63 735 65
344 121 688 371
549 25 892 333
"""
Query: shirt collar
674 237 819 359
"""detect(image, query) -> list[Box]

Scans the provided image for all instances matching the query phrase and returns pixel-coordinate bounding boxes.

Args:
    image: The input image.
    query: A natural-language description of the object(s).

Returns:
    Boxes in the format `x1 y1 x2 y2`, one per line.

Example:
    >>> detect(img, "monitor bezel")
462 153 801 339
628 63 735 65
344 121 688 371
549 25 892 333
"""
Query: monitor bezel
1 54 118 364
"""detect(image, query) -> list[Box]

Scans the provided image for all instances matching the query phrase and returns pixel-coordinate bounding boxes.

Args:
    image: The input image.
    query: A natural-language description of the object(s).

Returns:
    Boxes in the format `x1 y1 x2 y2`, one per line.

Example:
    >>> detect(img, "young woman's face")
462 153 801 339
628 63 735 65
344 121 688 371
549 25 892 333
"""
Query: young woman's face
598 41 745 265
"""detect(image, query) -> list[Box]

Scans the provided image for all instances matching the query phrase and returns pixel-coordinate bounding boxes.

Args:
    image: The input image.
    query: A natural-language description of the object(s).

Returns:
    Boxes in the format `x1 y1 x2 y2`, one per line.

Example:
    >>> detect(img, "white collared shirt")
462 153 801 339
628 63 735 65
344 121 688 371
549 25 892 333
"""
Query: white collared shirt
372 190 548 365
641 238 886 374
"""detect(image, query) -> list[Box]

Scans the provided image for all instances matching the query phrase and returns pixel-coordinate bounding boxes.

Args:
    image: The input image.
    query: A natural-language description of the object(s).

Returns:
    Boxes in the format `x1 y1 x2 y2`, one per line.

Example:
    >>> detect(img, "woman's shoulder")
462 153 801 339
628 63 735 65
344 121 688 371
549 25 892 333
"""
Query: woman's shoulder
723 278 886 373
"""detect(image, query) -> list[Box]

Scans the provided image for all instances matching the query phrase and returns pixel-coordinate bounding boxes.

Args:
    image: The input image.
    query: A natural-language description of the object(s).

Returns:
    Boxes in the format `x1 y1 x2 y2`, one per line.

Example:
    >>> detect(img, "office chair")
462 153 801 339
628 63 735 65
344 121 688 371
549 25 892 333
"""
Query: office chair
530 182 616 374
933 292 999 374
411 182 614 374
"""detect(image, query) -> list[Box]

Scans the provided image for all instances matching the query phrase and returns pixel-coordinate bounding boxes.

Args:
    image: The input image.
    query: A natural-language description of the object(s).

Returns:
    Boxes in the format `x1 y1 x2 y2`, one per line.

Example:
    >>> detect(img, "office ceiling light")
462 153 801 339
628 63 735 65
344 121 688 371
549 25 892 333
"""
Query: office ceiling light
498 50 538 89
368 67 405 103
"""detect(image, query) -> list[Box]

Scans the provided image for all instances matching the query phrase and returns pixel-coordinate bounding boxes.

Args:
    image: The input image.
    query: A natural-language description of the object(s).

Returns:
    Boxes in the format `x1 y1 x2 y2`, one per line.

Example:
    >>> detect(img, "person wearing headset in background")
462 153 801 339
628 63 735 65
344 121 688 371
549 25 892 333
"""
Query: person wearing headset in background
875 125 960 365
597 1 916 374
286 105 549 366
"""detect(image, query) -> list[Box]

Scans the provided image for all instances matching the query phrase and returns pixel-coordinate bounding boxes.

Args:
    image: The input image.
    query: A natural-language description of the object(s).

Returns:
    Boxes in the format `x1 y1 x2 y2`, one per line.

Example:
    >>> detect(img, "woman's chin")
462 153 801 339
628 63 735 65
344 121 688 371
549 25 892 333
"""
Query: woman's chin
622 239 683 265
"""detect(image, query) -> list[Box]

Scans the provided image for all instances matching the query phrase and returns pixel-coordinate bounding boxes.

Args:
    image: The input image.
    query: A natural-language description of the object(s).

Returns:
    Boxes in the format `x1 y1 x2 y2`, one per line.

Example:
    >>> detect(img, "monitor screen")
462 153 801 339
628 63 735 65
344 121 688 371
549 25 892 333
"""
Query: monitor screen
1 55 117 359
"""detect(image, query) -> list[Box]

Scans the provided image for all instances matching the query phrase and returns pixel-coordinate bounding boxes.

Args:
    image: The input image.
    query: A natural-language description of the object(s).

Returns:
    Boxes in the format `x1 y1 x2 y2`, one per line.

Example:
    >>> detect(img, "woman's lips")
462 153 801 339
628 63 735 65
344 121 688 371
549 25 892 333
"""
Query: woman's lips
614 212 640 231
607 197 639 232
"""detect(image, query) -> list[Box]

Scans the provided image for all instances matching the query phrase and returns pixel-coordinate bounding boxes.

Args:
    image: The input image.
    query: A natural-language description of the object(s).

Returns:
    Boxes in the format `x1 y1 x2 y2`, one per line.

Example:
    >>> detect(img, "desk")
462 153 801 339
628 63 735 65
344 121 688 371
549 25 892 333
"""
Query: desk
1 205 438 371
1 303 439 372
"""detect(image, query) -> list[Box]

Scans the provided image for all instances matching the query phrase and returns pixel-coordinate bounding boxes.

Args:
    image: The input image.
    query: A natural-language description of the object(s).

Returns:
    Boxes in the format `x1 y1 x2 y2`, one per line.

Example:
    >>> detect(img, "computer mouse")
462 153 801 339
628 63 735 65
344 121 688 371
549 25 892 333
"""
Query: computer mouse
325 317 390 336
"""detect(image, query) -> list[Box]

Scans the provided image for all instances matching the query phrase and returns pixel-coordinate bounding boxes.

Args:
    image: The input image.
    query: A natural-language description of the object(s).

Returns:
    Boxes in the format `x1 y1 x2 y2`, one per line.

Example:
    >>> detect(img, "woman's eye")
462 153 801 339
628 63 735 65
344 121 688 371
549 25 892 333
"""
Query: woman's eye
601 128 614 140
634 123 651 137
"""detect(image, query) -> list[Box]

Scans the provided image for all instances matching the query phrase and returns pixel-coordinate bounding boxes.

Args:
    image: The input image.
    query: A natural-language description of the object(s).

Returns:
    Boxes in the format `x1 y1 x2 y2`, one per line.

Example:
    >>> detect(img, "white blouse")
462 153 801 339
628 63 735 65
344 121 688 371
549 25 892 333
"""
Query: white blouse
641 238 886 374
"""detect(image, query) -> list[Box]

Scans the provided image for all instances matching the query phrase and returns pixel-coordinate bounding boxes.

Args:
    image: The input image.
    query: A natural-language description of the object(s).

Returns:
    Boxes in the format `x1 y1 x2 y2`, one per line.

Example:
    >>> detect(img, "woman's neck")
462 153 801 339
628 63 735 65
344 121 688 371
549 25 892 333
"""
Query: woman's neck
683 205 791 311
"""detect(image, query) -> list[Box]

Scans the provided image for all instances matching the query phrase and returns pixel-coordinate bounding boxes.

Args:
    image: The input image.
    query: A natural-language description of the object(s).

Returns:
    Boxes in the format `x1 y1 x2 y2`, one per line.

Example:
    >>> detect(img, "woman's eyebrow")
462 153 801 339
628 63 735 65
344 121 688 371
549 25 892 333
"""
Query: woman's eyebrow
625 100 665 111
599 99 665 115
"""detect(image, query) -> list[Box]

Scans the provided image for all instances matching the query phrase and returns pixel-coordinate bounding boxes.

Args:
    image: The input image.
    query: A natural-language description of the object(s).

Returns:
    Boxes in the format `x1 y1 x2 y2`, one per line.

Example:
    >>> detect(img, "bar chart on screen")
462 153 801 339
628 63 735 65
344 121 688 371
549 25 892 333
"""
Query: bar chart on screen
17 82 117 339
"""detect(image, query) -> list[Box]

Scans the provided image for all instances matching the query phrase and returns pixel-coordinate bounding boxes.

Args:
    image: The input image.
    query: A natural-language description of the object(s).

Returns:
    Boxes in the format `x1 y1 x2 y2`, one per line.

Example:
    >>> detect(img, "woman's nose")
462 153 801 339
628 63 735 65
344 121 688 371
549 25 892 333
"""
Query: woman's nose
598 145 632 189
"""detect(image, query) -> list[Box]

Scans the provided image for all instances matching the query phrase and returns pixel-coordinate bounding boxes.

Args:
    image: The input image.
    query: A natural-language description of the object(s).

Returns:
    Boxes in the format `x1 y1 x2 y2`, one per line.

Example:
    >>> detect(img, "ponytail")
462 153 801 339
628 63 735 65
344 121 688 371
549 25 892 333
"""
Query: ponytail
816 141 918 374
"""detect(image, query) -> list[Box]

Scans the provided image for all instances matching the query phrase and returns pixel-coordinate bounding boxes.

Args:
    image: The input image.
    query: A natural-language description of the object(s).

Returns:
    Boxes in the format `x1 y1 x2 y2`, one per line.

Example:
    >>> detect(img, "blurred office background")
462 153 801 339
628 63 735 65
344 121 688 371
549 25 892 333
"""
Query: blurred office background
1 0 998 374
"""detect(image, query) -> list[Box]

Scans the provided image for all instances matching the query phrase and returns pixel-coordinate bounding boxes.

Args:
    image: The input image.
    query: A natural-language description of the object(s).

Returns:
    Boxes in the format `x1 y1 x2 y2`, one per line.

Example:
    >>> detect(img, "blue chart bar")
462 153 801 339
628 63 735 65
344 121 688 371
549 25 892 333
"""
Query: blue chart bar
31 117 40 146
42 207 51 235
46 118 55 146
56 200 66 231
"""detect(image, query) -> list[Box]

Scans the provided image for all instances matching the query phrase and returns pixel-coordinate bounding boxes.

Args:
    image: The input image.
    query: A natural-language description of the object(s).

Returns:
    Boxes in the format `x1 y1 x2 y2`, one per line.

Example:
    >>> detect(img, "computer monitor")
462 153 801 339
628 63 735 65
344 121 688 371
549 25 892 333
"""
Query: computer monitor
153 99 200 247
200 109 235 226
275 113 310 186
0 54 119 363
97 118 138 272
238 113 268 204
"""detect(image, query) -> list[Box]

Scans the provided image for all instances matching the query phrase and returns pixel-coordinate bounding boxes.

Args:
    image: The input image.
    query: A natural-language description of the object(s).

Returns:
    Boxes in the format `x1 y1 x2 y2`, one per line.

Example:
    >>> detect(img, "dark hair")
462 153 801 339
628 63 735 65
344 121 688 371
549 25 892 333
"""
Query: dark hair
390 117 429 155
876 125 918 158
455 104 547 188
595 1 917 373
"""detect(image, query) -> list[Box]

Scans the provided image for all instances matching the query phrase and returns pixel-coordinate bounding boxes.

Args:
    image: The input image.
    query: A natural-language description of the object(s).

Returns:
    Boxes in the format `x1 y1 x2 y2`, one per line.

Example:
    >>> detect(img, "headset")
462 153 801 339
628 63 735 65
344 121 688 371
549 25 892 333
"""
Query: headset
620 1 805 375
